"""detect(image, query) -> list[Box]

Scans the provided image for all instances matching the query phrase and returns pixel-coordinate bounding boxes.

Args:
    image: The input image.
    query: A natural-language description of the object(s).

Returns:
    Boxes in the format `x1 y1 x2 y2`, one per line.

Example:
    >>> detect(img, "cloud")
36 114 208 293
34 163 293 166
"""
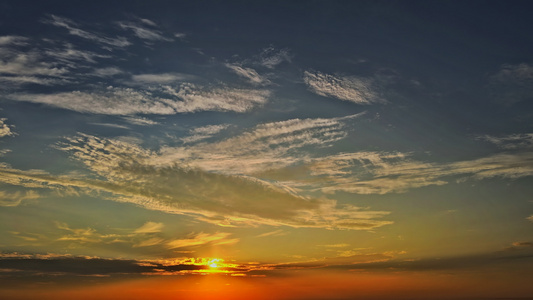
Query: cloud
122 116 158 126
0 49 67 77
117 20 173 42
159 83 270 113
181 124 230 143
45 43 111 64
258 46 291 69
160 113 364 175
134 222 164 234
9 84 270 115
0 118 15 137
261 148 533 195
166 232 236 249
489 63 533 105
479 133 533 149
0 132 392 230
44 15 130 48
91 67 123 77
0 35 28 46
527 215 533 222
0 253 252 279
131 73 194 84
9 88 175 115
0 190 39 207
255 229 287 238
225 63 270 85
304 71 384 104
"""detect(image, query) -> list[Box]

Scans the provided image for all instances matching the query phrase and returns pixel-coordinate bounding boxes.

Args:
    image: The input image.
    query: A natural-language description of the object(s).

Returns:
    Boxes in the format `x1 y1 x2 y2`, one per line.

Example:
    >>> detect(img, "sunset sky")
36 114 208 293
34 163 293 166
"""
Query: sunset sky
1 1 533 299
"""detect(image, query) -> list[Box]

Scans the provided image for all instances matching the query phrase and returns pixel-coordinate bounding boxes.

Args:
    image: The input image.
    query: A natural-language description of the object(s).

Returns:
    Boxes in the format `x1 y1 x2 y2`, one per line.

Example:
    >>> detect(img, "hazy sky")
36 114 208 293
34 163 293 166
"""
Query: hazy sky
1 1 533 299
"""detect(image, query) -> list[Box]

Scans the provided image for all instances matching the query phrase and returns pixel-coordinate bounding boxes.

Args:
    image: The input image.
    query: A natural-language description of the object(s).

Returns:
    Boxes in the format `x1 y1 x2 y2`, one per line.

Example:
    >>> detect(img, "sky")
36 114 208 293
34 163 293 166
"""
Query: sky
1 0 533 299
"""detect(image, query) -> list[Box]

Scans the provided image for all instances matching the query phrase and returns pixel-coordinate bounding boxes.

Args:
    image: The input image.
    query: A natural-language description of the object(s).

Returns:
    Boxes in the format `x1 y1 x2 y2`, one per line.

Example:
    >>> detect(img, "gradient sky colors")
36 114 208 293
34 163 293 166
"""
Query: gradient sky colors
1 1 533 299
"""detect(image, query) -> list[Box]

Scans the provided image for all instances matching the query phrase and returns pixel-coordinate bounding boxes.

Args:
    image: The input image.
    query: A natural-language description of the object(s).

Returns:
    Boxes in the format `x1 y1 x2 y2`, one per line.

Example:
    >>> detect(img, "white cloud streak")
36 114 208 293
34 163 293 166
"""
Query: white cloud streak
44 15 131 48
225 64 270 85
118 21 173 42
134 222 164 234
157 113 364 174
181 124 230 143
9 84 270 115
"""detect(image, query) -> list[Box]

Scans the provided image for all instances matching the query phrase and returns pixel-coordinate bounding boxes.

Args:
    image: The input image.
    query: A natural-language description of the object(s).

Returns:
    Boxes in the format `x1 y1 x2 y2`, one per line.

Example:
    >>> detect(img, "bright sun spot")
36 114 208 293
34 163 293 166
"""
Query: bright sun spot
208 258 221 268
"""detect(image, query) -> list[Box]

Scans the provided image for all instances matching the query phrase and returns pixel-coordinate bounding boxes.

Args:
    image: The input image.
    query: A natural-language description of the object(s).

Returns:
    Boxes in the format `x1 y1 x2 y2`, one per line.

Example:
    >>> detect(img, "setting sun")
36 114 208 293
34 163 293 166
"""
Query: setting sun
208 259 221 268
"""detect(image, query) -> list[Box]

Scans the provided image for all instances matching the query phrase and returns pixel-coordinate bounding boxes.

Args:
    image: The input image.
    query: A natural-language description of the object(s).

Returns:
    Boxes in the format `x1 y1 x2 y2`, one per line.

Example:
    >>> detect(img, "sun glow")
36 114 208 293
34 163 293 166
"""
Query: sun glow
208 258 221 268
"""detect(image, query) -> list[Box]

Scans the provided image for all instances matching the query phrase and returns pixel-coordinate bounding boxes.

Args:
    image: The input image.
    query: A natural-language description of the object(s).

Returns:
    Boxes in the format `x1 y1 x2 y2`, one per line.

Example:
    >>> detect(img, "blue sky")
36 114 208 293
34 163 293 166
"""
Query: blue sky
1 1 533 299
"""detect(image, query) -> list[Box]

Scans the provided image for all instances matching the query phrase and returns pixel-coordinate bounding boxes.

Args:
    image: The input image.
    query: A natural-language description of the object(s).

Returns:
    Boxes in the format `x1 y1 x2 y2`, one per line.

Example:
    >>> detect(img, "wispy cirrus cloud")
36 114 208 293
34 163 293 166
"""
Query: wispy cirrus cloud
479 133 533 149
0 190 39 207
157 113 364 175
225 63 270 85
131 73 194 85
44 43 112 64
117 19 174 42
166 232 237 249
181 124 230 143
0 35 28 46
304 70 384 105
0 132 393 230
43 15 131 48
9 83 270 115
257 46 292 69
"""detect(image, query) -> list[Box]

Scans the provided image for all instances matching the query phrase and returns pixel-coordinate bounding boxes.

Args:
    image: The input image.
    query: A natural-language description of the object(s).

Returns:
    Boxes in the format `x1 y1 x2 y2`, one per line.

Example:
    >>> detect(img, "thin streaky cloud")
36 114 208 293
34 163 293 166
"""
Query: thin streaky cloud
225 63 270 85
0 190 39 207
134 222 164 234
9 84 270 115
166 232 235 249
117 21 173 42
44 15 131 48
479 133 533 149
131 73 194 84
0 35 29 46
